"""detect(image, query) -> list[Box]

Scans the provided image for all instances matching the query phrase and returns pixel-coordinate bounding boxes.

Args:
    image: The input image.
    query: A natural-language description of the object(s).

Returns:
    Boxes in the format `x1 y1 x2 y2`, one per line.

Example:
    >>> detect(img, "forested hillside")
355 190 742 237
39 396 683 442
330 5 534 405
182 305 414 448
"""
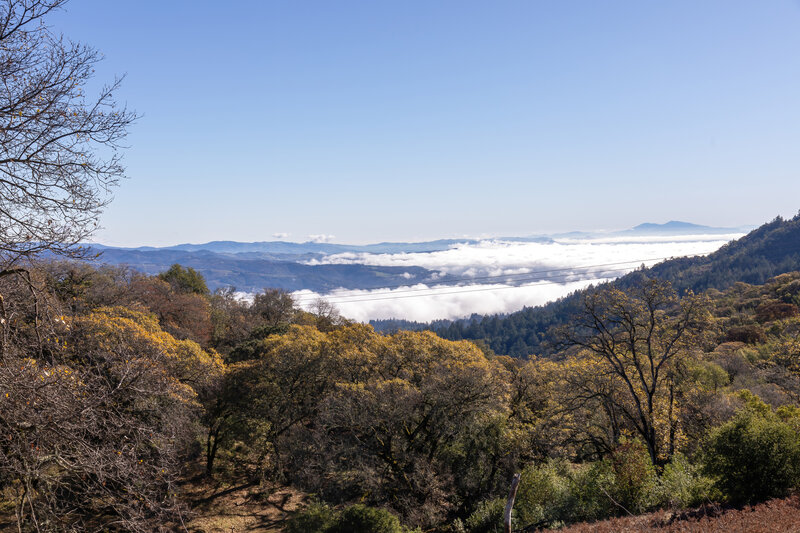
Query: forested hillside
434 214 800 357
6 258 800 531
84 247 441 293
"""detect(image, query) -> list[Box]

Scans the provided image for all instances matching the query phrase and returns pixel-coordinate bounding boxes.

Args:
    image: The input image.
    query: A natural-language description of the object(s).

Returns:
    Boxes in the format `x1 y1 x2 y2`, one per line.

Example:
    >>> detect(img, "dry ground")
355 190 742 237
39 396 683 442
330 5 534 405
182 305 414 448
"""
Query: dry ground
182 475 307 533
548 494 800 533
2 484 799 531
0 476 306 533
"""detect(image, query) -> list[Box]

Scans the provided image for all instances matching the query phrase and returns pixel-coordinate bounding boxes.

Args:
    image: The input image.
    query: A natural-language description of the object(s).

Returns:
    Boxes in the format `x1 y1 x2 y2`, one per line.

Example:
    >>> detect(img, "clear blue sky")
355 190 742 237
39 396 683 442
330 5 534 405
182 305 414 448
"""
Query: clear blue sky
49 1 800 246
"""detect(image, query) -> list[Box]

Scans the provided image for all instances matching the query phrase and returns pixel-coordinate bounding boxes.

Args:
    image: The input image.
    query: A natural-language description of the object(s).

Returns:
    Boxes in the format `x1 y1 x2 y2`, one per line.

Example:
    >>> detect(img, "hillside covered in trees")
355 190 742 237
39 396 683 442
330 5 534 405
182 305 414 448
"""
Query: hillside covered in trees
430 214 800 357
5 258 800 531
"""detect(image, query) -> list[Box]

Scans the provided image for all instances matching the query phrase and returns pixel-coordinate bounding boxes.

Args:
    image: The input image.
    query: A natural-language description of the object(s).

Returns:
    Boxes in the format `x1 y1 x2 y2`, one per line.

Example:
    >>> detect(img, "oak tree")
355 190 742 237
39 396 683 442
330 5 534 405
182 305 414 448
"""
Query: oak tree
560 279 709 466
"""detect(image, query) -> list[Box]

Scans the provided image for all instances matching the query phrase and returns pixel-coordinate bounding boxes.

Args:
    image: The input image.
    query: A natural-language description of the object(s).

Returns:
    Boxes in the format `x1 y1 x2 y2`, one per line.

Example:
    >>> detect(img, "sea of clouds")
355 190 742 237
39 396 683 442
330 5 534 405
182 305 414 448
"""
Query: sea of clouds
292 233 744 323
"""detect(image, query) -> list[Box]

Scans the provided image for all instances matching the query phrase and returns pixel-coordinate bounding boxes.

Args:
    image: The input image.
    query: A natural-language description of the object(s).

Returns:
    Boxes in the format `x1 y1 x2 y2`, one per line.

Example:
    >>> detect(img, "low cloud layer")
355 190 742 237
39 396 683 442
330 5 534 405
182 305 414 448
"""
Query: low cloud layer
294 233 743 322
293 278 609 323
305 234 741 279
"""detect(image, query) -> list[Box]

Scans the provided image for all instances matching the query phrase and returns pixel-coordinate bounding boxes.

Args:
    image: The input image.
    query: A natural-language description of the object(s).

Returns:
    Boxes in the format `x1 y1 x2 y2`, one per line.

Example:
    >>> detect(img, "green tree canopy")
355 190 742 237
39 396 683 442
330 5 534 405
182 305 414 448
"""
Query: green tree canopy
158 263 210 296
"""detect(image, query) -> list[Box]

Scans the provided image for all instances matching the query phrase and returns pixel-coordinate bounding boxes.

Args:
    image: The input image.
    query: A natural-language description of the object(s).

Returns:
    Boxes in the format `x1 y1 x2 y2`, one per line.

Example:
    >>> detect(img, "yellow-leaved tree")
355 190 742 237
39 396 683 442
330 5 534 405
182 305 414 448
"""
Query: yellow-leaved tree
558 279 710 466
0 305 223 531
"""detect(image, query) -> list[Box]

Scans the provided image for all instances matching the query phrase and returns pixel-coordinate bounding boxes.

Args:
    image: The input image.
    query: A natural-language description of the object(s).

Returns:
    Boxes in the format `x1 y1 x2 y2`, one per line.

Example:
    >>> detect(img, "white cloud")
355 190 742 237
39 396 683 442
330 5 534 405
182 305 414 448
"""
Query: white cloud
308 234 336 243
291 232 744 322
272 232 290 239
304 234 742 279
233 291 255 303
293 278 611 323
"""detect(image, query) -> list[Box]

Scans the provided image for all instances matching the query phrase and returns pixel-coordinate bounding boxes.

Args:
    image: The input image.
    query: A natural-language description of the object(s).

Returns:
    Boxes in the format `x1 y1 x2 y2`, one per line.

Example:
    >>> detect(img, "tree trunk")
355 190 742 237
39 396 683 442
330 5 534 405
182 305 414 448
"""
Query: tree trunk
504 473 521 533
206 426 220 477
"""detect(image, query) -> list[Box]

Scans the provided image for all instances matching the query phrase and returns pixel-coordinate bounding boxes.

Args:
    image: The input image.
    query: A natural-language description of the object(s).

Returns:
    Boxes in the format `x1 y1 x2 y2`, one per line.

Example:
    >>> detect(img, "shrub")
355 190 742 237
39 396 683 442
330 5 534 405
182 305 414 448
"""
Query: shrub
330 504 405 533
725 325 766 345
566 460 617 522
608 439 658 514
557 440 661 523
464 499 505 533
654 454 715 509
703 407 800 504
756 302 799 322
563 440 659 521
689 360 730 392
467 445 675 531
287 503 408 533
466 457 633 531
285 502 337 533
514 459 571 528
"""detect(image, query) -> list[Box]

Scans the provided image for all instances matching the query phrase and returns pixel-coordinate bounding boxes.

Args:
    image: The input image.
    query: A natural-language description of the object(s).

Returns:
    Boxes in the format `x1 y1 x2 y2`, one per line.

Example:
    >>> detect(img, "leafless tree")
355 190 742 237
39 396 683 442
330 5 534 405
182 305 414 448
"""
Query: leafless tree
0 4 192 531
1 0 136 270
252 288 297 327
310 297 346 331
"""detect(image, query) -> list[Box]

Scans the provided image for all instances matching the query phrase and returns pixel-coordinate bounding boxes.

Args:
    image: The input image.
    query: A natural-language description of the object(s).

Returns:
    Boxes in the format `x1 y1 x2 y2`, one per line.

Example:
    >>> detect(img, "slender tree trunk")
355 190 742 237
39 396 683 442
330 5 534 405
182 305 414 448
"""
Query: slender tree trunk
667 378 677 461
504 473 521 533
646 428 658 467
206 426 220 477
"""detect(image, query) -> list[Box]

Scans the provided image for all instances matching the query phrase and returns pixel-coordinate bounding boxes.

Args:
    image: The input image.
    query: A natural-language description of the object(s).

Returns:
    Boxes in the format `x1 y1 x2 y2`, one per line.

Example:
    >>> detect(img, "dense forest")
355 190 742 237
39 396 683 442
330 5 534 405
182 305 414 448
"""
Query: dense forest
430 213 800 357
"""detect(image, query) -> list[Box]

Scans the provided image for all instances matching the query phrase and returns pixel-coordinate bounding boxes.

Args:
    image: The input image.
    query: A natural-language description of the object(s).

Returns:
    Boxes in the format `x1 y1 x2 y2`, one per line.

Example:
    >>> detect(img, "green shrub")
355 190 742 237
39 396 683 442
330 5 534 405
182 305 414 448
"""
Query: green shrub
468 444 696 532
249 323 290 340
703 407 800 504
567 440 657 521
654 454 715 509
467 454 645 532
567 459 617 522
689 360 730 391
514 459 571 528
329 504 404 533
286 501 337 533
287 503 408 533
448 518 467 533
464 498 505 533
608 439 658 514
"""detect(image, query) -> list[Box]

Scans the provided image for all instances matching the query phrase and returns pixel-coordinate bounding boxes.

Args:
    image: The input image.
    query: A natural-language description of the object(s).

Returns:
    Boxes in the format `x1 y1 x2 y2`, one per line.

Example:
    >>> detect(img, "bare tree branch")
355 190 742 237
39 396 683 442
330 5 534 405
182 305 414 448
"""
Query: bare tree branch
0 0 136 269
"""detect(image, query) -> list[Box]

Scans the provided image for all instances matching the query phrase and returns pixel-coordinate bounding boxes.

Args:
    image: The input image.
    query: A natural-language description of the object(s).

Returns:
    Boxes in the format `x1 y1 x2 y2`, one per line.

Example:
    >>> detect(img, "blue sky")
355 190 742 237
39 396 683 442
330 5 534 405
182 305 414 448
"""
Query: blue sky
49 1 800 246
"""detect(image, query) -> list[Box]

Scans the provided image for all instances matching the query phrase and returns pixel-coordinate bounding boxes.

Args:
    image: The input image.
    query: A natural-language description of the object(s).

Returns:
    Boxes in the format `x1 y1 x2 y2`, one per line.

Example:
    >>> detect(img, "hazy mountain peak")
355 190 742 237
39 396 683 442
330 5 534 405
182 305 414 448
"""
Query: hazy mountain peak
627 221 747 235
633 221 706 231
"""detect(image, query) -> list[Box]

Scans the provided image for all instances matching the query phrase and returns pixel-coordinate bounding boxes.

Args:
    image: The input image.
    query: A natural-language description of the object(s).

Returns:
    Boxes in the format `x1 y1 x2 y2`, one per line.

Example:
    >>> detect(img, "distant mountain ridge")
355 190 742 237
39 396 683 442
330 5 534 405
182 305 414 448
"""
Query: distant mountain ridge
89 239 478 256
626 220 742 234
87 247 442 293
85 220 752 295
90 220 749 255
